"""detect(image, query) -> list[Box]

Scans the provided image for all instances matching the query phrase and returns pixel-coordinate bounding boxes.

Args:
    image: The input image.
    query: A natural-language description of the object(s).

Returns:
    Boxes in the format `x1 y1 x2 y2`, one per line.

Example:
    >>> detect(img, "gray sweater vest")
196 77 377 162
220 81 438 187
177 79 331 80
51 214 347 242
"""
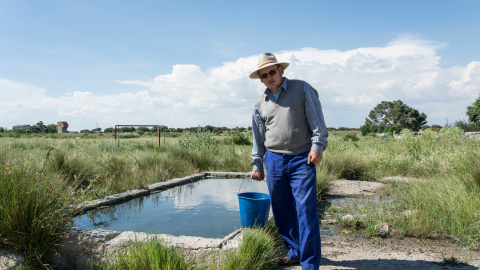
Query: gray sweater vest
257 79 312 155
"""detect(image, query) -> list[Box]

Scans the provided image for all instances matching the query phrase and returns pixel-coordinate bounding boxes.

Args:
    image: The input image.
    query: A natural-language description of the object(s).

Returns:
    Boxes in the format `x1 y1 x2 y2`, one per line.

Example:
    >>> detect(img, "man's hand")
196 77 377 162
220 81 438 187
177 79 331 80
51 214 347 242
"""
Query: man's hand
307 152 323 165
251 171 265 181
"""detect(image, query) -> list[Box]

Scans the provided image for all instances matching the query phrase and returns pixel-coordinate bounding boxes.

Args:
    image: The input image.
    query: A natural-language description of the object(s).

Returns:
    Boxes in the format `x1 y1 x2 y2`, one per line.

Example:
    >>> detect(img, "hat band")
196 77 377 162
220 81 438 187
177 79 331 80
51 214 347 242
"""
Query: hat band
258 61 277 69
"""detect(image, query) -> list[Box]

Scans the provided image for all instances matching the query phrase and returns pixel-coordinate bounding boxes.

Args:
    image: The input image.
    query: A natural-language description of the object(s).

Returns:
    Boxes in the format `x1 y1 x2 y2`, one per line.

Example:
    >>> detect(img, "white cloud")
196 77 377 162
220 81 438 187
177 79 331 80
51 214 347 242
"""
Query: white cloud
1 36 479 130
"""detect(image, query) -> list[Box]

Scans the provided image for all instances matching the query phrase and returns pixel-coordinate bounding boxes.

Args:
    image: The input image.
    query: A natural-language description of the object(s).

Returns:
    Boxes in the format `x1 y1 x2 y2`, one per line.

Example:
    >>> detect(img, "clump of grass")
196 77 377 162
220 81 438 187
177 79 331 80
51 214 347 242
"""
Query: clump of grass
315 169 332 199
44 149 96 188
179 127 218 153
90 236 192 270
223 131 252 146
218 146 252 172
221 228 280 270
338 174 480 247
0 160 77 268
442 256 460 266
321 153 371 180
396 176 480 246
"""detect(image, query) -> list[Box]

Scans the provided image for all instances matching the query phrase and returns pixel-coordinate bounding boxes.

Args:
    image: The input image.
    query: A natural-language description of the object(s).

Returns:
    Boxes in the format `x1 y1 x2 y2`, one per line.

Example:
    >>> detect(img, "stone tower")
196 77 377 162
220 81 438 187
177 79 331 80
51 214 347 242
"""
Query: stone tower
57 122 68 133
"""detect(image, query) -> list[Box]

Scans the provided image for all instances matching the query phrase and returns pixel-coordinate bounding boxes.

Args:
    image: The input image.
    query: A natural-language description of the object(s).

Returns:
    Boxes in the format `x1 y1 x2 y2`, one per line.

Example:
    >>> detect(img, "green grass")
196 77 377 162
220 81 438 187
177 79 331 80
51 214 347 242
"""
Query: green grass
0 159 77 268
90 236 193 270
1 127 480 267
214 228 280 270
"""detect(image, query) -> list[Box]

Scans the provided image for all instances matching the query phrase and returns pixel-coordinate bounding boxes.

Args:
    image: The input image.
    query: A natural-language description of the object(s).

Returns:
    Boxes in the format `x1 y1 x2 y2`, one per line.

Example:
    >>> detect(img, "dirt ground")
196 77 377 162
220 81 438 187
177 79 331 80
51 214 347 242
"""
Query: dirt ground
275 179 480 270
273 234 480 270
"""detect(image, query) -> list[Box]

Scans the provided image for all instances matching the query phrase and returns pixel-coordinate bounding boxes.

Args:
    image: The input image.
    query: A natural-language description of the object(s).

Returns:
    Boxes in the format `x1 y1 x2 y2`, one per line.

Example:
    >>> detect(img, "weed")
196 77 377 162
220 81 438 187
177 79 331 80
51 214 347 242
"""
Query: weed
90 236 192 270
0 160 77 268
221 228 280 270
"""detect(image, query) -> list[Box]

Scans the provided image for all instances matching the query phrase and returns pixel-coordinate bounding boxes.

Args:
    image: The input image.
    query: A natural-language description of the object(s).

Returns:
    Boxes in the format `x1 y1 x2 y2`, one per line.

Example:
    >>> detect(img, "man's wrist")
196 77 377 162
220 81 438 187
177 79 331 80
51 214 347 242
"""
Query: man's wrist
311 143 324 154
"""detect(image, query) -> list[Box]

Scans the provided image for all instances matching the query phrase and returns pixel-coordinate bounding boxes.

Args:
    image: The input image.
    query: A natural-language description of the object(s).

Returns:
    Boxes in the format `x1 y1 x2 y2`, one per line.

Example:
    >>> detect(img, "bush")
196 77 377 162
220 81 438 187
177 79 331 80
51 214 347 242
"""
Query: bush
179 127 218 153
91 236 192 270
232 132 252 145
385 124 402 135
343 134 359 142
221 229 280 270
0 161 77 267
454 120 480 132
119 133 140 139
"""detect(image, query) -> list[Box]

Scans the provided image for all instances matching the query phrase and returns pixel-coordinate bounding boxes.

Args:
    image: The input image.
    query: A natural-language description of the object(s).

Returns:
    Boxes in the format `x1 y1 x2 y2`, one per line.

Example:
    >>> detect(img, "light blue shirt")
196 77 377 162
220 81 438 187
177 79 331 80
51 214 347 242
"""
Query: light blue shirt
251 77 329 172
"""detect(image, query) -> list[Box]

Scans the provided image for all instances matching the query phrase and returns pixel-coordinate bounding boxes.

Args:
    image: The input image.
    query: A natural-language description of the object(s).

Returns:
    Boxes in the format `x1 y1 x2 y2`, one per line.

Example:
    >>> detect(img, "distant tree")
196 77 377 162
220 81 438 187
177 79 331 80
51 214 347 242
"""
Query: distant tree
46 124 57 133
136 126 150 133
430 125 442 131
0 127 4 133
120 127 135 132
80 129 90 134
421 125 430 130
454 119 480 132
30 121 47 133
466 94 480 123
104 127 114 133
204 125 215 132
157 125 169 132
360 120 379 136
91 127 102 133
385 124 402 135
366 100 427 132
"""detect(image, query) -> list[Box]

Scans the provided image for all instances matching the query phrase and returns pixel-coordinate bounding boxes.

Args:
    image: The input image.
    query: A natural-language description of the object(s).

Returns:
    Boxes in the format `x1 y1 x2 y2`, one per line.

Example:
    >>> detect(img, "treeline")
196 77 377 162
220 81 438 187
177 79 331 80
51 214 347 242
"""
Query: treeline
83 125 253 134
1 121 57 134
360 98 480 136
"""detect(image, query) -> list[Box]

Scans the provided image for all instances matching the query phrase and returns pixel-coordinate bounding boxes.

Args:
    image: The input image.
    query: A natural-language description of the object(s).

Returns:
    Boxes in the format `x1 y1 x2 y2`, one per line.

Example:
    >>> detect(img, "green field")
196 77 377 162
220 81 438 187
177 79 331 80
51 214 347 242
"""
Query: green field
1 128 479 268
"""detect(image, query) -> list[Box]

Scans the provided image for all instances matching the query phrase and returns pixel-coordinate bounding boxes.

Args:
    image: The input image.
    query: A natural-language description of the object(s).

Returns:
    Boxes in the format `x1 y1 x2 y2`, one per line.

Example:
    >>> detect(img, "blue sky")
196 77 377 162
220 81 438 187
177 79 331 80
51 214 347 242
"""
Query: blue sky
1 0 479 131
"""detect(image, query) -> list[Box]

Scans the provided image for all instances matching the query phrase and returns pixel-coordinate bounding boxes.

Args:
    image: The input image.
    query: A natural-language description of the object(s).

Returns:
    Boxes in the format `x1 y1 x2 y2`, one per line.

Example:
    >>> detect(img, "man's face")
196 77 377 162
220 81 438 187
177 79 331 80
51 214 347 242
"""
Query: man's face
259 65 284 92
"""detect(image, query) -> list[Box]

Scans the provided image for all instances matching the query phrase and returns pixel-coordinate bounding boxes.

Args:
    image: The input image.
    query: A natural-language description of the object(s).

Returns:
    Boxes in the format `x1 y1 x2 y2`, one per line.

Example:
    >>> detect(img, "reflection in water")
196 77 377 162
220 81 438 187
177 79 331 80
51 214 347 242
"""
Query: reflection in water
73 178 269 238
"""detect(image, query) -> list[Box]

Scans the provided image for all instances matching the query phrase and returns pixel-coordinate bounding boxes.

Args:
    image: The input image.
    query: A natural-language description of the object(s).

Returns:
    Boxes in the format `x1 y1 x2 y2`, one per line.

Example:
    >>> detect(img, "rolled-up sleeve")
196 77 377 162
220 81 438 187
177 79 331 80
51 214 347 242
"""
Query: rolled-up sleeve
304 82 329 154
250 104 266 172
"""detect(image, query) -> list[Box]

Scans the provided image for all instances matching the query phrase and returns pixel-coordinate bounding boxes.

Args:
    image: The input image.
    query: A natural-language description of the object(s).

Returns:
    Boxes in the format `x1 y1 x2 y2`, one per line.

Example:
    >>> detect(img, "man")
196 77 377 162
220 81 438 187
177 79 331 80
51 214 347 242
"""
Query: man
250 52 328 270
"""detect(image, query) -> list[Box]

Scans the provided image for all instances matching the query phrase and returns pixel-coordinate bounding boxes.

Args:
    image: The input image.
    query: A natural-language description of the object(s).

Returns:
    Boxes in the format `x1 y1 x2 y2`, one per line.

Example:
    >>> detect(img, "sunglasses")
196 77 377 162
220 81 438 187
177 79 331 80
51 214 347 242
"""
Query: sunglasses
259 66 280 79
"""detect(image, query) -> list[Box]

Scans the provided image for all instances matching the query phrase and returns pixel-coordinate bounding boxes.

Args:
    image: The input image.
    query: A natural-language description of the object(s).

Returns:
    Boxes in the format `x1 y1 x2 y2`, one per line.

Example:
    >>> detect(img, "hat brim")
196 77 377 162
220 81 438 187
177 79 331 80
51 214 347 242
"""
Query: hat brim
249 62 289 79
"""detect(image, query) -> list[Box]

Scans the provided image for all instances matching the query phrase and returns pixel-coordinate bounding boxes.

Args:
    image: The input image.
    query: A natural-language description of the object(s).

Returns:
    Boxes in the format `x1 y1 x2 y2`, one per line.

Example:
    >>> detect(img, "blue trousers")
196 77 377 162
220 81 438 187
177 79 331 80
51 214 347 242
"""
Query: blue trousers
264 150 321 270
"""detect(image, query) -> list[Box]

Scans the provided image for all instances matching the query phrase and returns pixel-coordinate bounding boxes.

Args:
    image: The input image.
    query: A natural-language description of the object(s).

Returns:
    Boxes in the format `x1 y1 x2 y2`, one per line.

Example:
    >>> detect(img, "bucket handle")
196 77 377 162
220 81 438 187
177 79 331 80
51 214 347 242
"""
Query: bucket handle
238 178 247 194
238 177 265 194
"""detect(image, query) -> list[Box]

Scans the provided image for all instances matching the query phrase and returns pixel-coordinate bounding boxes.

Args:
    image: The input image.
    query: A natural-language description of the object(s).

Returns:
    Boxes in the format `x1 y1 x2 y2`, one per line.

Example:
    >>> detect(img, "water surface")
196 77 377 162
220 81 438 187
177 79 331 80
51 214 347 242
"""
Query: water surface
73 178 269 238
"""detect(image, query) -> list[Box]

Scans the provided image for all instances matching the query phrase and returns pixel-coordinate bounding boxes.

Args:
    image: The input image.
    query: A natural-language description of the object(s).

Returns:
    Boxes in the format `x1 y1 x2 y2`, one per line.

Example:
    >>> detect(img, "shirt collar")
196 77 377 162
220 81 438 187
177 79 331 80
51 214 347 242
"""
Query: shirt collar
264 77 289 94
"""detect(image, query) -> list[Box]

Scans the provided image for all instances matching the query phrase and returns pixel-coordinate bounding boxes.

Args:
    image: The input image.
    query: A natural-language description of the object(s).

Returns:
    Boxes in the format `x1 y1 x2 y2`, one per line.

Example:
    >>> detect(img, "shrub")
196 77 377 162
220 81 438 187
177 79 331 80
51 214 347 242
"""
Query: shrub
119 133 140 139
91 236 192 270
221 229 280 270
0 161 77 267
178 127 218 153
232 132 252 145
343 134 359 142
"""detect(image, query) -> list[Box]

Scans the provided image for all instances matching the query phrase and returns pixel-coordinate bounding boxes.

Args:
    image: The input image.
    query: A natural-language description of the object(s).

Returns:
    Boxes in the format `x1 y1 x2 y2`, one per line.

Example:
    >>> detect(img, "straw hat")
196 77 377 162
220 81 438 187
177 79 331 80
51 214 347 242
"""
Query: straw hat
249 52 289 79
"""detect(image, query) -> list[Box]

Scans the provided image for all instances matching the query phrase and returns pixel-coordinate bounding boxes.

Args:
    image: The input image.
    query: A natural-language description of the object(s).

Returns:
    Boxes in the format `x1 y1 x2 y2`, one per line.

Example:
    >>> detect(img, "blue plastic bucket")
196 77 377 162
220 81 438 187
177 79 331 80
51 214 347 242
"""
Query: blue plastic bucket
237 192 271 228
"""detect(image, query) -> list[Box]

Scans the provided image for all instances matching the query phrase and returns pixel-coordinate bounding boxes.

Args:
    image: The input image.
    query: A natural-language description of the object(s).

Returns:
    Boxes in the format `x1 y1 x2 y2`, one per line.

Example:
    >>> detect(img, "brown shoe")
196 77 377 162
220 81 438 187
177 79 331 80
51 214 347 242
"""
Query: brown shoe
278 256 300 266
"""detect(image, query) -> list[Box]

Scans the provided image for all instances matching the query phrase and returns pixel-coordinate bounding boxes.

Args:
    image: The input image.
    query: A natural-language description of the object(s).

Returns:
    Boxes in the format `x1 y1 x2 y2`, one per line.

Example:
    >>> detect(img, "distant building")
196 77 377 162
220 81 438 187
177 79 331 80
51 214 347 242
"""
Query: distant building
12 124 31 130
57 122 68 133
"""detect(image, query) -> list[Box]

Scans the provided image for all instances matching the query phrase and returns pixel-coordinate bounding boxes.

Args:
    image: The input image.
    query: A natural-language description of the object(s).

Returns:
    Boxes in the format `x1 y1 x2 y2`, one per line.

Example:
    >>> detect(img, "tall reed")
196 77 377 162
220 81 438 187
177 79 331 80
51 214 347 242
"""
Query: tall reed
0 159 77 268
